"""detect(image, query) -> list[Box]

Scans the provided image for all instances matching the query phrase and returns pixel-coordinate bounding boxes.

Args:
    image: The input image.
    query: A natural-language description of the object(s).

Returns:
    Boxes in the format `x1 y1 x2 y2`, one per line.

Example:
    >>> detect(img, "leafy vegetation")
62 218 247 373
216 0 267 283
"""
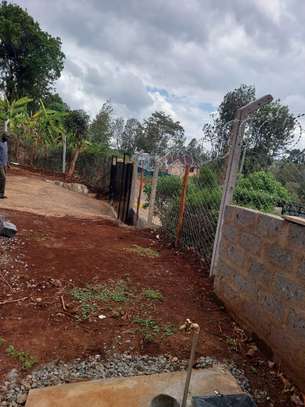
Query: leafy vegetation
6 344 37 369
0 1 65 104
234 171 292 211
71 280 131 321
133 317 176 342
71 280 129 304
143 289 163 301
202 84 296 174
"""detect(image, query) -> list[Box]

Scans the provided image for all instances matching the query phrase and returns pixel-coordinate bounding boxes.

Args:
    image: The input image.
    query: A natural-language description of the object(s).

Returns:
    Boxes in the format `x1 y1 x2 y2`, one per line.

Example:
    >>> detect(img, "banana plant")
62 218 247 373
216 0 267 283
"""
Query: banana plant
0 97 32 134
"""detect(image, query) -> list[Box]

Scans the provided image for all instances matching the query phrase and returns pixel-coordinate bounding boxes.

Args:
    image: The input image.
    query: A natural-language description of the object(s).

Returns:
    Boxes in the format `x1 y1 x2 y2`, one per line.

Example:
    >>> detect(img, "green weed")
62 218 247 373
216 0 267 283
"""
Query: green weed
143 288 163 301
71 280 129 304
133 318 177 341
126 245 159 258
77 303 97 321
133 318 161 341
0 337 5 347
6 345 37 369
163 324 177 337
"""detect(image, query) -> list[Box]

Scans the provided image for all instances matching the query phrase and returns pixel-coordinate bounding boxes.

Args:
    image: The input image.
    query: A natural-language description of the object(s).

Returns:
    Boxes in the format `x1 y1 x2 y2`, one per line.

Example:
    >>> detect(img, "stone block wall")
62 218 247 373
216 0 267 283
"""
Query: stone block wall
214 205 305 390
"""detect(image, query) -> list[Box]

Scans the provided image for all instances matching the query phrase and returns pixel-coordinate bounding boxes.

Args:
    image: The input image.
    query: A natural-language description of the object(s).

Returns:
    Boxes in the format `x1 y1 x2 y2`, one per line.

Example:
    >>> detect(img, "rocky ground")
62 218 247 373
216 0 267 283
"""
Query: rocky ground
0 353 253 406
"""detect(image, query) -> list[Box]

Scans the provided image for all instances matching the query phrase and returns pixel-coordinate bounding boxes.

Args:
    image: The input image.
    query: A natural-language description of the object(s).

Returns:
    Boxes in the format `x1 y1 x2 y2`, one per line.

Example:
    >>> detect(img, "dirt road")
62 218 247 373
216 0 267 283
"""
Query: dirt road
0 167 115 219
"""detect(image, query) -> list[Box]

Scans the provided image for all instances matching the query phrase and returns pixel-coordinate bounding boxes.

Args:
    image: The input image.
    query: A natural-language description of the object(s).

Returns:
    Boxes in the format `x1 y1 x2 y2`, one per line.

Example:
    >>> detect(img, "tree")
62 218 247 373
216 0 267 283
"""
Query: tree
120 118 143 155
43 93 69 112
64 109 90 177
89 101 113 147
0 1 65 103
138 111 185 156
111 117 125 151
202 84 296 173
203 84 255 156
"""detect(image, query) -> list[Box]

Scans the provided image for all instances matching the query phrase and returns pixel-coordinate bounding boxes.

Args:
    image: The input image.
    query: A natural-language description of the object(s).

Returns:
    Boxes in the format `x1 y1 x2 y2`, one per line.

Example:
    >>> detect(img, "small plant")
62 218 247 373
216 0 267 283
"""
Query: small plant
133 318 177 341
126 245 159 258
133 317 161 341
143 288 163 301
0 336 5 347
78 303 97 321
6 345 37 369
163 324 177 337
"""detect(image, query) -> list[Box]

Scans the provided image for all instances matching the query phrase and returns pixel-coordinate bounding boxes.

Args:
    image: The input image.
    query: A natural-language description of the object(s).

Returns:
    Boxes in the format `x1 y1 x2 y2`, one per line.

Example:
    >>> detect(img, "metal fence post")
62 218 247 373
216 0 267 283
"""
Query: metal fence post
147 158 159 226
62 134 67 174
210 95 273 276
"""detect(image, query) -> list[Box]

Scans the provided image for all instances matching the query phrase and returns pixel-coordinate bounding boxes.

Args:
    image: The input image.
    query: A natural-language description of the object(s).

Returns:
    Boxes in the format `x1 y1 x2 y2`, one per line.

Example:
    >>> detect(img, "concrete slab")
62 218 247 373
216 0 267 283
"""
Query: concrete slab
25 367 242 407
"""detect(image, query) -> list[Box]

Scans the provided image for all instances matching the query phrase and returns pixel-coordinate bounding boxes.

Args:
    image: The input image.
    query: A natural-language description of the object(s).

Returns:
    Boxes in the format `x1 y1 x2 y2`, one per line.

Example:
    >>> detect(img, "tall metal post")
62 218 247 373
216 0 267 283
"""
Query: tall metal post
147 157 159 226
210 95 273 276
62 134 67 174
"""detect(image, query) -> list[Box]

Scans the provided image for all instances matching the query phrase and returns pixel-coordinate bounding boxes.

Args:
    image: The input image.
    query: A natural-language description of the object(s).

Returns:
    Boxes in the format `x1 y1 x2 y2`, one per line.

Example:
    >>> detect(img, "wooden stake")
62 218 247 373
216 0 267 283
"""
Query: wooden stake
175 164 190 247
136 164 144 222
60 295 67 311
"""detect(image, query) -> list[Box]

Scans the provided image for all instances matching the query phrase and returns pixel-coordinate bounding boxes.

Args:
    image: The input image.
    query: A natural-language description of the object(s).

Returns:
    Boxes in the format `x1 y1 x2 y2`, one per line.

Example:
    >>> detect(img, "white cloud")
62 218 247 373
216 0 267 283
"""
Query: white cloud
14 0 305 141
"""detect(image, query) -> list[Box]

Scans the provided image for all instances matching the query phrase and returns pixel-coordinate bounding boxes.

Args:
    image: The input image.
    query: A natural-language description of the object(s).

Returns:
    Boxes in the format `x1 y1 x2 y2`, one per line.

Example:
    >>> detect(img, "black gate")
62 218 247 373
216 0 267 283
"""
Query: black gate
109 155 134 224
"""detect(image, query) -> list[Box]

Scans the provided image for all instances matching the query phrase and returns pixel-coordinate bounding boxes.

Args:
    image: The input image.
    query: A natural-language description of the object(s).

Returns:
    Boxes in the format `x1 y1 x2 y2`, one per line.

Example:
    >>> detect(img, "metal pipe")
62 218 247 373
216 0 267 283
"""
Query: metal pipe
180 319 200 407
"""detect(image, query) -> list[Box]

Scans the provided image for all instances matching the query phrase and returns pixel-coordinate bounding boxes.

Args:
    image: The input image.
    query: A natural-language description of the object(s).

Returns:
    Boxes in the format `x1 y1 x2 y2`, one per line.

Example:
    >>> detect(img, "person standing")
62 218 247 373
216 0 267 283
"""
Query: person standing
0 133 8 199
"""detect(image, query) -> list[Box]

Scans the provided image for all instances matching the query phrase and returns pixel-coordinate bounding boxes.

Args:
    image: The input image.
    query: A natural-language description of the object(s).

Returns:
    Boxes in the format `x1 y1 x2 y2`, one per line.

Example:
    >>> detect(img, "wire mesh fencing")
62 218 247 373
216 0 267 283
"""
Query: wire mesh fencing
144 107 305 267
144 156 226 266
8 137 112 193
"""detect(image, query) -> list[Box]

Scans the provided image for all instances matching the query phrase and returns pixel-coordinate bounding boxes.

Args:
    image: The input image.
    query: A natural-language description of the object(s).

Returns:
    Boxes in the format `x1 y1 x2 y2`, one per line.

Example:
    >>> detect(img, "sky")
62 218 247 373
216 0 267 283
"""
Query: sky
14 0 305 141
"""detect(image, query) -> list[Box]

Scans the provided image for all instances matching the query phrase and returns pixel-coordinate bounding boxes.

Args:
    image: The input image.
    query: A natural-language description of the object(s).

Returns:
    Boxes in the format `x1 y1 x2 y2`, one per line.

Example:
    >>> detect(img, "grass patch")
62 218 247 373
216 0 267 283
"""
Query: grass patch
6 345 37 369
126 244 159 258
71 280 130 321
143 288 163 301
71 280 129 304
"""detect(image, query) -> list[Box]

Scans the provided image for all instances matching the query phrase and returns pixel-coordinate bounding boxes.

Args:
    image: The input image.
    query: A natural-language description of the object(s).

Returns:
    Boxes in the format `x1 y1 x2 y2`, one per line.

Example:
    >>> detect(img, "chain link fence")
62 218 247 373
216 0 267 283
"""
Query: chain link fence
143 156 226 266
143 108 305 267
9 137 112 194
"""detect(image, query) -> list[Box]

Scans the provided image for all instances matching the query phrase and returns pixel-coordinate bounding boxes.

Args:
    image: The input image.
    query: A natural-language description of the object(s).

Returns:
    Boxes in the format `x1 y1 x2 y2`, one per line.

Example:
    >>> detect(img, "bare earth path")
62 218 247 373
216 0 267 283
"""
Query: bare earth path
0 167 115 219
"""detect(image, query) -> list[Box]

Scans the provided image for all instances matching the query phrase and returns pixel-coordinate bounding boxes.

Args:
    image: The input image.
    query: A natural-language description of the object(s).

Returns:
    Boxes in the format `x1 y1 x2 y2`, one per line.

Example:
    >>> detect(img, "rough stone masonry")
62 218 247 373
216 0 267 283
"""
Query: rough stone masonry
214 205 305 391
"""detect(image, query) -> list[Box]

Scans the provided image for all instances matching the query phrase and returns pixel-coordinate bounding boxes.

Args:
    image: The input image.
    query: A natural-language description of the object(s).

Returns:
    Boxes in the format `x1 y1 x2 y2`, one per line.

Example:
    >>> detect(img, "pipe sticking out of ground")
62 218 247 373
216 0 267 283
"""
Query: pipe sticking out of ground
180 319 200 407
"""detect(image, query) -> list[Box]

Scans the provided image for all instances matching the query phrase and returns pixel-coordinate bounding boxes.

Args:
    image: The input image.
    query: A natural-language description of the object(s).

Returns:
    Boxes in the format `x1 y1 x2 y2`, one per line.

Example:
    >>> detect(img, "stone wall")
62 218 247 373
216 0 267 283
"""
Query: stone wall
214 205 305 390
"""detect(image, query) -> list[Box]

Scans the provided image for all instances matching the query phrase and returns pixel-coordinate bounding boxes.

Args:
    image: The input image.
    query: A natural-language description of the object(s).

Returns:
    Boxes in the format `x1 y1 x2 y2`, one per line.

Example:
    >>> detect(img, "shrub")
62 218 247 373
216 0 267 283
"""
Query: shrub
234 171 292 211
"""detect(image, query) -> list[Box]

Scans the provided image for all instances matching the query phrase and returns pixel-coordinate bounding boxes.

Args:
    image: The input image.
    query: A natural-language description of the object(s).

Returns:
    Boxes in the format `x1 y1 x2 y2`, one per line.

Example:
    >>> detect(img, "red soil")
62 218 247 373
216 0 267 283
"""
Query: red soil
0 209 302 406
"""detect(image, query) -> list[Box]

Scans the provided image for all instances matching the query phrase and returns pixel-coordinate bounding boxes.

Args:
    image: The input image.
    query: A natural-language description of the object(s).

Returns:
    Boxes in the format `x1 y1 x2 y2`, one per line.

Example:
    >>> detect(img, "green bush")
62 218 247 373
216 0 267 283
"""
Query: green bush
234 171 292 211
150 169 292 264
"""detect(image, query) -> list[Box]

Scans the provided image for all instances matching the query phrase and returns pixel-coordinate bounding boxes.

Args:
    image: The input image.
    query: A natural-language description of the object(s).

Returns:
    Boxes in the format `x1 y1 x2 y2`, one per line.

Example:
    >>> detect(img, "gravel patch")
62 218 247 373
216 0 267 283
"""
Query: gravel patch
0 353 253 406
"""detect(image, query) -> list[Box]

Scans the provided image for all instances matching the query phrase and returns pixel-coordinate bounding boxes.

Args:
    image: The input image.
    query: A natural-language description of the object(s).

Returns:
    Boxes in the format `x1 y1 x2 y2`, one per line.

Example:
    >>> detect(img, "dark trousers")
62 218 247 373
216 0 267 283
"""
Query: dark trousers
0 166 6 197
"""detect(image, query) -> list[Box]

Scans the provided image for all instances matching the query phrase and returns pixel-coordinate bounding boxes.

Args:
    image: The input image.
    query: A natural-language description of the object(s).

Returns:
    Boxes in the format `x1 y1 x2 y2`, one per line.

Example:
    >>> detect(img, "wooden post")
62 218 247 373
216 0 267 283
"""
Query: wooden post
175 164 190 247
210 95 273 276
136 163 144 222
147 159 159 226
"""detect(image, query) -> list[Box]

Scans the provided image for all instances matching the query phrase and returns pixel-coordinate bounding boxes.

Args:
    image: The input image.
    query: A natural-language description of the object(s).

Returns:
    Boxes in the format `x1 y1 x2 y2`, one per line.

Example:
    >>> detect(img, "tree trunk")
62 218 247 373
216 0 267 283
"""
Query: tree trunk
67 145 81 178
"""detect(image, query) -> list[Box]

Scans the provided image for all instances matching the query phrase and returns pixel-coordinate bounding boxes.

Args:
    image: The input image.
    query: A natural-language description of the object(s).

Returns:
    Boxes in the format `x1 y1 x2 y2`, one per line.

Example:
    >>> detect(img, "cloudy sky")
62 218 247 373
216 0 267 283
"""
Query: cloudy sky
15 0 305 140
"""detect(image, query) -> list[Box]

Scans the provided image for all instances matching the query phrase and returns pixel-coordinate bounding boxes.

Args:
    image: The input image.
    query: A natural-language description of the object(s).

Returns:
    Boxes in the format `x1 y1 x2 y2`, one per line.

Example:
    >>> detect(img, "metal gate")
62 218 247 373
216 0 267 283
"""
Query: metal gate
109 155 134 224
